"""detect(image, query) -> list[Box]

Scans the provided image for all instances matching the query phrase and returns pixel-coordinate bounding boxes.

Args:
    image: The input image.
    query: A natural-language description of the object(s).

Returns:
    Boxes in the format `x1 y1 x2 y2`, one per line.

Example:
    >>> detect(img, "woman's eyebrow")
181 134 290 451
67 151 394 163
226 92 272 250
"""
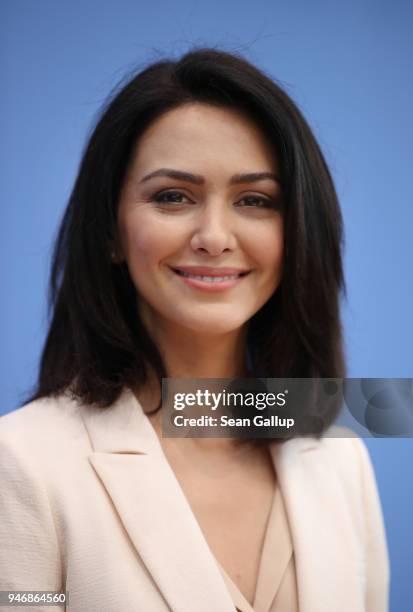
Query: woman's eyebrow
140 168 204 184
139 168 281 185
230 172 280 185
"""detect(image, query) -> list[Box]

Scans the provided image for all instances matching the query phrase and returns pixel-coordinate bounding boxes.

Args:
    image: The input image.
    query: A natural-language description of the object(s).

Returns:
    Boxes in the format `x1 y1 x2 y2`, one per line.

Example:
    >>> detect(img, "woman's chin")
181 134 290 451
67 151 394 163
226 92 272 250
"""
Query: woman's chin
177 316 247 336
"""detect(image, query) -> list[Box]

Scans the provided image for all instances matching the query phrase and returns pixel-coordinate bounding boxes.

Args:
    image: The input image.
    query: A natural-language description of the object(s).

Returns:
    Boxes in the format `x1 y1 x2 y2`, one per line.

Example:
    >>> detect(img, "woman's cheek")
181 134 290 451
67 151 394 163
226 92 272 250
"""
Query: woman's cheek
128 218 190 275
243 223 283 270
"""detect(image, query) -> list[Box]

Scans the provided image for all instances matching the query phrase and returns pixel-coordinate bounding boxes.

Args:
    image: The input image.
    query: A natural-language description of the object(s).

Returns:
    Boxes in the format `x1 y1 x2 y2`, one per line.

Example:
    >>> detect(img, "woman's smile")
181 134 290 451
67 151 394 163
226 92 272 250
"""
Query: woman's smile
169 266 252 292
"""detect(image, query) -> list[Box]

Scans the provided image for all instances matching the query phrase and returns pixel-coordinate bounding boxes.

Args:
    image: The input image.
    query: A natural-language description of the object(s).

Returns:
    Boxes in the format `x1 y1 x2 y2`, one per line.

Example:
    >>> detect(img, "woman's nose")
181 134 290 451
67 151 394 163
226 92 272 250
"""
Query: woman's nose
189 203 237 256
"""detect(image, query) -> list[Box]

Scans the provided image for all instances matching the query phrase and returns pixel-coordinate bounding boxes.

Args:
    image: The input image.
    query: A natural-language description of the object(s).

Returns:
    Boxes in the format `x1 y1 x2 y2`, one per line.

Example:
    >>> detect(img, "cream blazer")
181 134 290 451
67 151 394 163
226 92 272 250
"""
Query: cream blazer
0 390 389 612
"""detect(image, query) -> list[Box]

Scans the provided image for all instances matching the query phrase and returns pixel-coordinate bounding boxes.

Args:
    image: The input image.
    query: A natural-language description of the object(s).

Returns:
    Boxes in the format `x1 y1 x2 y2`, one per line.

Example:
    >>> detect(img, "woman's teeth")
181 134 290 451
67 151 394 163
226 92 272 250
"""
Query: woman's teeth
176 270 240 282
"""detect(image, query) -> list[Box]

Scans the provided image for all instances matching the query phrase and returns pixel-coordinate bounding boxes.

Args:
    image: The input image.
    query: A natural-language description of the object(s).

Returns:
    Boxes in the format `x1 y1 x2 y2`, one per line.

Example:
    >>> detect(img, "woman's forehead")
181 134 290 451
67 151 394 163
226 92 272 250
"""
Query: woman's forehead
127 103 280 181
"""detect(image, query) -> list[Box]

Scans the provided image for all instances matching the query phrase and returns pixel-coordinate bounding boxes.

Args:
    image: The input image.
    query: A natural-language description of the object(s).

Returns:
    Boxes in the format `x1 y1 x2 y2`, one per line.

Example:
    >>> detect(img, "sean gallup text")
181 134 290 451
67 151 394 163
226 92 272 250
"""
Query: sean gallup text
173 415 295 429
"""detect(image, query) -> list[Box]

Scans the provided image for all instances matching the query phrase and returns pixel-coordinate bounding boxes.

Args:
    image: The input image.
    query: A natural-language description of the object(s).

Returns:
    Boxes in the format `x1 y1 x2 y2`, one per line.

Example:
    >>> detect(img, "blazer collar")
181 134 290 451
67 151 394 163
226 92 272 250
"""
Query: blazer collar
271 435 365 612
81 389 364 612
82 389 236 611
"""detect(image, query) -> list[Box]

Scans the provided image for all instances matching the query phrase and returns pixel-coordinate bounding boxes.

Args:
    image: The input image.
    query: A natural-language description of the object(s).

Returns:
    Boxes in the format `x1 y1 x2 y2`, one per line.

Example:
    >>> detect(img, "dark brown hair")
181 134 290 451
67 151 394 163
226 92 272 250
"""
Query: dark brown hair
30 48 345 436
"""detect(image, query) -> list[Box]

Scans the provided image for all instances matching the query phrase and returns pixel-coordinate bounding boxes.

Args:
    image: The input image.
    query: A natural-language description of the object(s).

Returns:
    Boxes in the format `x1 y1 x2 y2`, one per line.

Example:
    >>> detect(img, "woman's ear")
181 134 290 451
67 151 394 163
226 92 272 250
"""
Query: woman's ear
109 240 124 264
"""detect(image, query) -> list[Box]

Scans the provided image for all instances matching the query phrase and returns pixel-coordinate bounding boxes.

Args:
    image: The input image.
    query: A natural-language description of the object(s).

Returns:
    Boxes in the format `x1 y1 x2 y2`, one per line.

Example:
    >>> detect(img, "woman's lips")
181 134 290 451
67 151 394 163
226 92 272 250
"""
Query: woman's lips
170 266 250 292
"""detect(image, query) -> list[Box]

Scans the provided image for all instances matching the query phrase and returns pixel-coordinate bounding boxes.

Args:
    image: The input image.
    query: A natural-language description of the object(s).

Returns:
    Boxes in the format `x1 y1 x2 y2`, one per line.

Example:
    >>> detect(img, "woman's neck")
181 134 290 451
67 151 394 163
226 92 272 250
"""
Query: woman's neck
135 313 252 453
160 326 248 379
136 319 249 418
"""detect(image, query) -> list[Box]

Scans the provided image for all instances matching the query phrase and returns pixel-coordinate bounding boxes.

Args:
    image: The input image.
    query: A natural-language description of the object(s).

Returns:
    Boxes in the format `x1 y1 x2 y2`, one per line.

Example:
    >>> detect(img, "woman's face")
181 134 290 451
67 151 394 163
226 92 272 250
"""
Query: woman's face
117 103 284 336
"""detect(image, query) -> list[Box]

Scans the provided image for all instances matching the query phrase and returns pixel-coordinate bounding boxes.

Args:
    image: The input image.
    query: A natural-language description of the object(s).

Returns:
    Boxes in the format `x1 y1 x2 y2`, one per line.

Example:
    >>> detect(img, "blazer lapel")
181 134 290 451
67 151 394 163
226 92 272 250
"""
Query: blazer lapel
271 439 365 612
82 391 235 612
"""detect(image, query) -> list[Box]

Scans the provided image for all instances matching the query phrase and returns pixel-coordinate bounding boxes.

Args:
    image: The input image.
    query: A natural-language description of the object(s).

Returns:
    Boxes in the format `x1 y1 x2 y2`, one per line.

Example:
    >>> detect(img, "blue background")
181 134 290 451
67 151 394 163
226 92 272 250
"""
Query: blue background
1 0 412 608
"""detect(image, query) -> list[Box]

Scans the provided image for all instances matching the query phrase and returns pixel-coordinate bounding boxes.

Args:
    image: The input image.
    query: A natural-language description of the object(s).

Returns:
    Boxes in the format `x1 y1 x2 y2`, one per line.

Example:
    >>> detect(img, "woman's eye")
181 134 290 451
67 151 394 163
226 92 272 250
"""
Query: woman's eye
152 190 191 204
238 195 277 209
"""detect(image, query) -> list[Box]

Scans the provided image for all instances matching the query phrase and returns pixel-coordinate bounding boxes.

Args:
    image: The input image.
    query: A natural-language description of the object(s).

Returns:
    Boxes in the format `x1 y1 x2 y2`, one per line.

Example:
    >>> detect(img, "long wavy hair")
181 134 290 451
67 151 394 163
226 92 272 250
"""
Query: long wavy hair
30 48 345 436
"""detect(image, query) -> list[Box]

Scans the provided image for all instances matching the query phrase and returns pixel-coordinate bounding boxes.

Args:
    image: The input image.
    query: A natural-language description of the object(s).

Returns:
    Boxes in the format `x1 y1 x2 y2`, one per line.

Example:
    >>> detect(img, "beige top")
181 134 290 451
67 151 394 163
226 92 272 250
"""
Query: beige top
218 484 299 612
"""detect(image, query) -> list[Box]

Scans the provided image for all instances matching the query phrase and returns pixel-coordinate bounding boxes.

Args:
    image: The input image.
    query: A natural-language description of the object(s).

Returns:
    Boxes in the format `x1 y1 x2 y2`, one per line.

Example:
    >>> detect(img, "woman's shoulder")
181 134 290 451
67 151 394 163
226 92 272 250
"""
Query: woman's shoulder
317 428 377 483
0 394 91 466
279 427 378 499
0 389 144 466
1 393 84 434
318 427 375 478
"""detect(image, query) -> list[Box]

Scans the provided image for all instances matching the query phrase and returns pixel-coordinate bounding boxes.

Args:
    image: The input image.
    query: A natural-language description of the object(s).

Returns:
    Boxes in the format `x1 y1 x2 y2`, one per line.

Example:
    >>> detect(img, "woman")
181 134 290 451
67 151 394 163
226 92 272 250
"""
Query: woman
0 49 389 611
